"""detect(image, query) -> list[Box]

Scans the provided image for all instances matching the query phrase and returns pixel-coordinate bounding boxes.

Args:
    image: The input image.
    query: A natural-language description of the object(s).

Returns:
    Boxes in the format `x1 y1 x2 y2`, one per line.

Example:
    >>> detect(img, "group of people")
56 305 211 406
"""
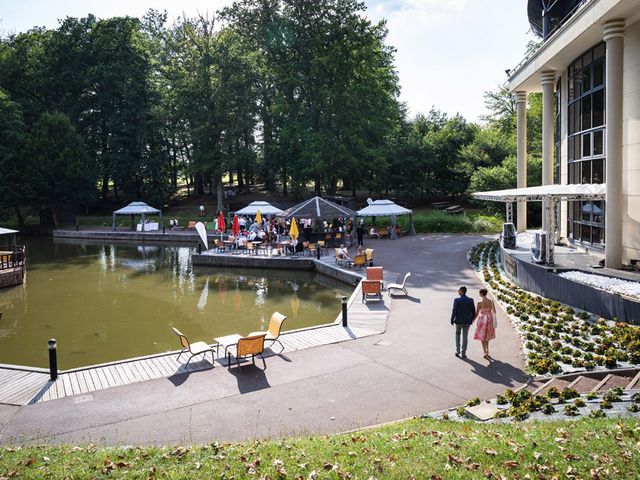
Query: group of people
450 286 497 359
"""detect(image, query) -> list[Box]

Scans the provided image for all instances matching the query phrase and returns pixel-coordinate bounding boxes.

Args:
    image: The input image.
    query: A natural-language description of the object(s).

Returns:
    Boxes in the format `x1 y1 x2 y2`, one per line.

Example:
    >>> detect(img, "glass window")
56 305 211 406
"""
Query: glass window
581 202 592 222
592 159 604 183
582 94 592 130
573 135 581 160
582 133 592 158
582 50 593 66
593 61 604 87
582 224 591 243
592 227 603 244
593 201 603 224
581 161 592 183
594 43 605 60
593 89 604 126
593 130 604 156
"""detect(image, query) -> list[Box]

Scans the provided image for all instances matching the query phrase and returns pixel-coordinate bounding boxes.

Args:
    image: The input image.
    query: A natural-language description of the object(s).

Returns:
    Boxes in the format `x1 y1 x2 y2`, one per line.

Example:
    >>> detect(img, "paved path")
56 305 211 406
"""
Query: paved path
0 234 527 445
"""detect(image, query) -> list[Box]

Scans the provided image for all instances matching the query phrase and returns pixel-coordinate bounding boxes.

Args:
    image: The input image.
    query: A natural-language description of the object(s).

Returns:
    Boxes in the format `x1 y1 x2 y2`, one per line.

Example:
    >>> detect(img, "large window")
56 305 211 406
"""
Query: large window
567 43 606 246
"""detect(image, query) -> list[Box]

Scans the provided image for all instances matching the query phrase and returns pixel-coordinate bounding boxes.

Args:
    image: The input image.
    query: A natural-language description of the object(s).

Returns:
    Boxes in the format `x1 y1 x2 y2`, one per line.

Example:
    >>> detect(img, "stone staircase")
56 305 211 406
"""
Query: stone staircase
522 368 640 396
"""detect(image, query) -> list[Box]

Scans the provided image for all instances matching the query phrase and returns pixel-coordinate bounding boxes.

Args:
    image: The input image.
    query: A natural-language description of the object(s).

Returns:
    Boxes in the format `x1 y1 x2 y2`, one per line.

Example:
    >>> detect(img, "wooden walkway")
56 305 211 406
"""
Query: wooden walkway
0 278 391 406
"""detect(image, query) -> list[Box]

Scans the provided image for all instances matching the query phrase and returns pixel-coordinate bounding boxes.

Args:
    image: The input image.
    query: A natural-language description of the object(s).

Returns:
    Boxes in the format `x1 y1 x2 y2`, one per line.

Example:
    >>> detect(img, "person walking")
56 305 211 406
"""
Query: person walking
474 288 497 359
356 222 366 247
450 286 475 359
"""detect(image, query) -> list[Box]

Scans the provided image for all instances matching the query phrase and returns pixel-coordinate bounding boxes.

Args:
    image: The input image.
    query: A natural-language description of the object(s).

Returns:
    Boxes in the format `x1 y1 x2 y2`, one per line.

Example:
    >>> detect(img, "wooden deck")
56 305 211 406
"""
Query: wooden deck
0 278 392 406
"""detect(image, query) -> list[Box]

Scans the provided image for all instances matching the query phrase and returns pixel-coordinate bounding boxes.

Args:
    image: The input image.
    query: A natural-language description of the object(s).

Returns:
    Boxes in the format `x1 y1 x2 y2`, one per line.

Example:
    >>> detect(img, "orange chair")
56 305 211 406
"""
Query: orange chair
361 279 382 303
366 266 384 289
226 334 266 367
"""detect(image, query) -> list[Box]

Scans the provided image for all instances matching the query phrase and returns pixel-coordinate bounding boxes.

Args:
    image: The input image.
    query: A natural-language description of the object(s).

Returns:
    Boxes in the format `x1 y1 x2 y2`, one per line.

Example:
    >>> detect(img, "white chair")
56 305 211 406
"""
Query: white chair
388 272 411 296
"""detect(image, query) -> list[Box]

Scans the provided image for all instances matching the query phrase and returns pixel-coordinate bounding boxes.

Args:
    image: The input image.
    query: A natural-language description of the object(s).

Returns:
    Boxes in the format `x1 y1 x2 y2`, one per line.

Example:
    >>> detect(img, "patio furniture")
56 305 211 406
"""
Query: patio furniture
224 334 267 368
366 266 384 289
388 272 411 296
364 248 374 266
187 221 197 230
307 243 317 257
246 241 256 255
215 240 226 252
249 312 287 351
335 248 344 265
317 240 328 255
171 327 215 367
444 205 464 214
352 253 367 271
361 279 383 303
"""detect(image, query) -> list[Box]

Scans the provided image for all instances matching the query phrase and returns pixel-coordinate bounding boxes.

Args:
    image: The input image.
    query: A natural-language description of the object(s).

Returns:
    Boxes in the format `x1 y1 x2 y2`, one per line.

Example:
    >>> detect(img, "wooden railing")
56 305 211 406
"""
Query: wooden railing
0 245 25 271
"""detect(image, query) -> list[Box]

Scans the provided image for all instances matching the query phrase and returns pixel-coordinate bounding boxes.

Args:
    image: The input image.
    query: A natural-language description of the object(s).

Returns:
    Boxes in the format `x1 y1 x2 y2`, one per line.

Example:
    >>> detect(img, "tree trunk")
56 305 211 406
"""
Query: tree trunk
195 174 205 196
13 205 24 229
216 179 225 212
281 163 288 196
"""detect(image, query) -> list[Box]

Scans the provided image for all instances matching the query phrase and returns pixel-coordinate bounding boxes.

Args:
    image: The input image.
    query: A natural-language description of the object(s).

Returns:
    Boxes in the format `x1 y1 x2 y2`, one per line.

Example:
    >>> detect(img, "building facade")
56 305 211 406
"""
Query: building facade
508 0 640 268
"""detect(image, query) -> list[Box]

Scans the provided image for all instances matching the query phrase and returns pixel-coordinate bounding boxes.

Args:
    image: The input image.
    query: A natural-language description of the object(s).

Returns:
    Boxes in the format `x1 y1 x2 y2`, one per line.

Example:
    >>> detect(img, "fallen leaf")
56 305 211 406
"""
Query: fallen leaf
503 460 520 469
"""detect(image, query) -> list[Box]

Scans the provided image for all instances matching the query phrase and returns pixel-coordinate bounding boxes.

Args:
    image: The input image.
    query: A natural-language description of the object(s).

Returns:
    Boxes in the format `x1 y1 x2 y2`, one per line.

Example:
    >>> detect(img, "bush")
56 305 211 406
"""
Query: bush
386 210 502 234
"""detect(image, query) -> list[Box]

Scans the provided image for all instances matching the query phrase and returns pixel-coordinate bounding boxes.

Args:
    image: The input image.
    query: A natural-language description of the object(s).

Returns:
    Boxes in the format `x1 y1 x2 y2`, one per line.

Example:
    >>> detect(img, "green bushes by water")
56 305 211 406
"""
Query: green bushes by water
368 210 502 234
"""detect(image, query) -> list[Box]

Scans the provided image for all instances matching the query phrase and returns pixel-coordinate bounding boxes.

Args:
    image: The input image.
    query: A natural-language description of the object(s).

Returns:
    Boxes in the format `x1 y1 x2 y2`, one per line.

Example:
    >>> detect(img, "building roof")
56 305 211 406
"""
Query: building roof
356 199 412 217
472 183 606 202
113 202 161 215
235 201 283 215
278 196 356 219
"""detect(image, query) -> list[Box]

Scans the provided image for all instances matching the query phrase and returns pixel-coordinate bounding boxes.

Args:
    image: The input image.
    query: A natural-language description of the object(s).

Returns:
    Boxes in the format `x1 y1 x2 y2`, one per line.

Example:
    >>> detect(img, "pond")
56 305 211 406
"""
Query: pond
0 237 352 369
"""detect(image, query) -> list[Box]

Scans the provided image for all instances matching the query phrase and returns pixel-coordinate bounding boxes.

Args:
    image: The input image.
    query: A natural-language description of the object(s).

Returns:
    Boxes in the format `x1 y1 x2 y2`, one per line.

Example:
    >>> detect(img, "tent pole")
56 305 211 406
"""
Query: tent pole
159 211 163 231
112 213 116 231
390 214 397 239
141 213 146 232
409 213 416 236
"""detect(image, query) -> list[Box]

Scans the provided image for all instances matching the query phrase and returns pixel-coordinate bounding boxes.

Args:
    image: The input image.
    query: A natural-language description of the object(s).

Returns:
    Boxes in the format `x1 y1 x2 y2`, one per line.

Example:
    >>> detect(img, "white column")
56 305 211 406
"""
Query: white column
604 20 625 268
541 71 556 186
516 91 528 232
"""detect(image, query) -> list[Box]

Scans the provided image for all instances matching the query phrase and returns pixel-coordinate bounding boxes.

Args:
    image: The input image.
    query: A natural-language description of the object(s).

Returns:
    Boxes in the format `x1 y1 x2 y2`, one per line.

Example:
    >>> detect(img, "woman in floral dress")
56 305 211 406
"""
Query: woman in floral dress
474 288 496 359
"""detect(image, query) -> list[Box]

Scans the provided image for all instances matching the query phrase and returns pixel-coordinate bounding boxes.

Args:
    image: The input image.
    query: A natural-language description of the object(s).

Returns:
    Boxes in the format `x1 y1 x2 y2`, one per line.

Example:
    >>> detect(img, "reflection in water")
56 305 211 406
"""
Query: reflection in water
0 238 351 369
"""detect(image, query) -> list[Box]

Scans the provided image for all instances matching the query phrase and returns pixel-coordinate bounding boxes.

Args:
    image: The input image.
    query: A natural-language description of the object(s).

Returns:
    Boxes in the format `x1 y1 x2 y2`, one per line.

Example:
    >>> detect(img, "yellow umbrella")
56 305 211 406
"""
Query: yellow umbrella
289 217 299 240
255 209 262 225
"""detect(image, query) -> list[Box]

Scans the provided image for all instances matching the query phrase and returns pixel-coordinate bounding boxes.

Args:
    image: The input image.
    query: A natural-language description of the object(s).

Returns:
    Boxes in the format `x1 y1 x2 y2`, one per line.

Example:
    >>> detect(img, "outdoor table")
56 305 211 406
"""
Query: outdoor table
223 240 235 250
214 333 243 356
275 241 290 255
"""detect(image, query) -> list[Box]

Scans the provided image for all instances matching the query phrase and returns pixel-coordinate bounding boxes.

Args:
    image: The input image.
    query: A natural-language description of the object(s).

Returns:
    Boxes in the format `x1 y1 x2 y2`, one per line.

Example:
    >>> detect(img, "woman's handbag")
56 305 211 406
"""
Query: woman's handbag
492 315 498 329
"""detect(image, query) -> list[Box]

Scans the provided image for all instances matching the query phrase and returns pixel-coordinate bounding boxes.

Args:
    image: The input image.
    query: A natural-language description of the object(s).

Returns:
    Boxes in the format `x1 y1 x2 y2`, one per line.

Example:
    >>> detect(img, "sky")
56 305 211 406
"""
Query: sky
0 0 533 122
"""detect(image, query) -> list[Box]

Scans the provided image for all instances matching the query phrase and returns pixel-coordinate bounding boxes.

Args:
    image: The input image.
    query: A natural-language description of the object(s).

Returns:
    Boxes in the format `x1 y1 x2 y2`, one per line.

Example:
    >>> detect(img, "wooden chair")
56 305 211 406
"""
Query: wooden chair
249 312 287 351
246 241 256 255
335 248 344 265
171 327 215 367
364 248 374 266
366 266 384 289
215 239 226 252
361 279 382 303
388 272 411 296
226 334 266 367
307 243 317 257
187 221 197 230
317 240 327 256
352 253 367 271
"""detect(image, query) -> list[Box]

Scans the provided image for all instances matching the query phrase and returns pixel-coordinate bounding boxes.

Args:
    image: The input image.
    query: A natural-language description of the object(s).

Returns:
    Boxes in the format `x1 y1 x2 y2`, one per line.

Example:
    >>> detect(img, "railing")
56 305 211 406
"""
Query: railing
0 245 25 271
508 0 594 80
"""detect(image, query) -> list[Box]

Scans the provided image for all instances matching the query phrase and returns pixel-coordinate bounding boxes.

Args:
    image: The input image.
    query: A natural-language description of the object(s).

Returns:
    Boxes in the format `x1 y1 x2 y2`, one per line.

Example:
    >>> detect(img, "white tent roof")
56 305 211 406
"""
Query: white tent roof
357 199 412 217
0 227 19 235
473 183 606 202
235 200 283 215
113 201 161 215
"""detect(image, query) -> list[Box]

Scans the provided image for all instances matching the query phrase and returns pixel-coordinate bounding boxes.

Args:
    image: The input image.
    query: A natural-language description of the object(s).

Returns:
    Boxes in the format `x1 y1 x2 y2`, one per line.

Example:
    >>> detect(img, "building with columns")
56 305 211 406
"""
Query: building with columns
508 0 640 268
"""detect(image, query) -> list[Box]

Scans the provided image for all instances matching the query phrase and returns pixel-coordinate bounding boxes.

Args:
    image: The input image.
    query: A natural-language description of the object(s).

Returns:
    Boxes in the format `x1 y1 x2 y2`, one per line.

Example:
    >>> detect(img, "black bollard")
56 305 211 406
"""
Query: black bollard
163 226 166 234
75 223 79 232
48 339 58 381
341 296 348 327
316 245 321 260
198 243 202 254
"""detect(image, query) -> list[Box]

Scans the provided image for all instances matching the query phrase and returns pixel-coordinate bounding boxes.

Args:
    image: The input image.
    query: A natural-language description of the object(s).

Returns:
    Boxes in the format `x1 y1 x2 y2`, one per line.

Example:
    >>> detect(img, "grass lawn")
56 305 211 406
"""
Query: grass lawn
1 417 638 479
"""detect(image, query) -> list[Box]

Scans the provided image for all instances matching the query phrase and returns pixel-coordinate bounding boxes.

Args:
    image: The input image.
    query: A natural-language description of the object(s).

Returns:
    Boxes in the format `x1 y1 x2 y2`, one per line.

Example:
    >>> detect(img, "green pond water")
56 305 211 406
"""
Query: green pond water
0 238 352 369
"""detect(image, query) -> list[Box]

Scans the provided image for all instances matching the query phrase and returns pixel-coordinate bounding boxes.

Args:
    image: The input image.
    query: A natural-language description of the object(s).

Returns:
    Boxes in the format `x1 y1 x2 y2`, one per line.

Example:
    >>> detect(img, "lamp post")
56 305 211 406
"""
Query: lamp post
341 296 348 327
48 339 58 381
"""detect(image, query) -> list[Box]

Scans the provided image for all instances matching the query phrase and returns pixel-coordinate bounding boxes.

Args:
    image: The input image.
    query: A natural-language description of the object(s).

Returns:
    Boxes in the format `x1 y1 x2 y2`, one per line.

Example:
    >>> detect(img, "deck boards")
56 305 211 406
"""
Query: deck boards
0 279 390 406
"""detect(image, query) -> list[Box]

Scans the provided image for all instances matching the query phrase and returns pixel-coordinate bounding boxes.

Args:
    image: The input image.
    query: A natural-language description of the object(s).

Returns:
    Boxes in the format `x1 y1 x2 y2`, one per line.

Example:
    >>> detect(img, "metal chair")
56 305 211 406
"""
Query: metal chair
388 272 411 296
249 312 287 351
171 327 215 367
226 334 266 367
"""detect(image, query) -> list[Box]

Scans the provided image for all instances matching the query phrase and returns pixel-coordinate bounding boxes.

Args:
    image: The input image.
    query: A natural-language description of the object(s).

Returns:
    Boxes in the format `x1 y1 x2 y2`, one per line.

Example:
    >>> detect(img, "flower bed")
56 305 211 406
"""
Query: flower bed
558 271 640 299
468 240 640 376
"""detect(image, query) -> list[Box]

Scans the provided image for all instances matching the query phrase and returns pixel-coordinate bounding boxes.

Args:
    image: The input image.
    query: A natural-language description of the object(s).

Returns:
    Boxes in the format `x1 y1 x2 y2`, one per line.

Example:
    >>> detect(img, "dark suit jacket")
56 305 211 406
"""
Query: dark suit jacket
451 295 475 325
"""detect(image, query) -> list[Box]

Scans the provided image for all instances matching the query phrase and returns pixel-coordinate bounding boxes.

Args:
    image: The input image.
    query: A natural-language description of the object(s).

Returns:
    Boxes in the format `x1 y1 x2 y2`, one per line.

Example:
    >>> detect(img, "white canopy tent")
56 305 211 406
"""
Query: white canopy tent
112 202 163 232
472 183 606 265
356 199 415 238
235 200 283 216
0 227 19 249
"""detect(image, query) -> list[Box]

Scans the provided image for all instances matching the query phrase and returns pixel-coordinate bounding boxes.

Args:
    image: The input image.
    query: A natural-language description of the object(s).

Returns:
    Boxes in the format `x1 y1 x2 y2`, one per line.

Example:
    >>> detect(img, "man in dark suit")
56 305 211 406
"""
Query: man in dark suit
451 286 475 359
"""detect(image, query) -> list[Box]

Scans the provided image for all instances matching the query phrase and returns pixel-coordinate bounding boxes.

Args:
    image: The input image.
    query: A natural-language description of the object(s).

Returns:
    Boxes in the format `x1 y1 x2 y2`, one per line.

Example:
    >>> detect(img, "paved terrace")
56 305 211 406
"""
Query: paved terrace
0 234 527 445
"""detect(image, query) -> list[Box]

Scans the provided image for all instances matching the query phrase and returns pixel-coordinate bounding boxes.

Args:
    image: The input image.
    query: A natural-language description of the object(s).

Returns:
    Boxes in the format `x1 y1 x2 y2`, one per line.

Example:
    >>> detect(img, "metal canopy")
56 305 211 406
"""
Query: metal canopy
278 196 356 220
0 227 19 236
472 183 606 203
112 201 163 232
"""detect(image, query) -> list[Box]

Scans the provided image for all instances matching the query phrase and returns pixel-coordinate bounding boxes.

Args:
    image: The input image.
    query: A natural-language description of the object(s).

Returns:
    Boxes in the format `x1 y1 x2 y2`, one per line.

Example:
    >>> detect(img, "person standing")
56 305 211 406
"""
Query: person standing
474 288 496 359
356 222 366 247
450 286 475 359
